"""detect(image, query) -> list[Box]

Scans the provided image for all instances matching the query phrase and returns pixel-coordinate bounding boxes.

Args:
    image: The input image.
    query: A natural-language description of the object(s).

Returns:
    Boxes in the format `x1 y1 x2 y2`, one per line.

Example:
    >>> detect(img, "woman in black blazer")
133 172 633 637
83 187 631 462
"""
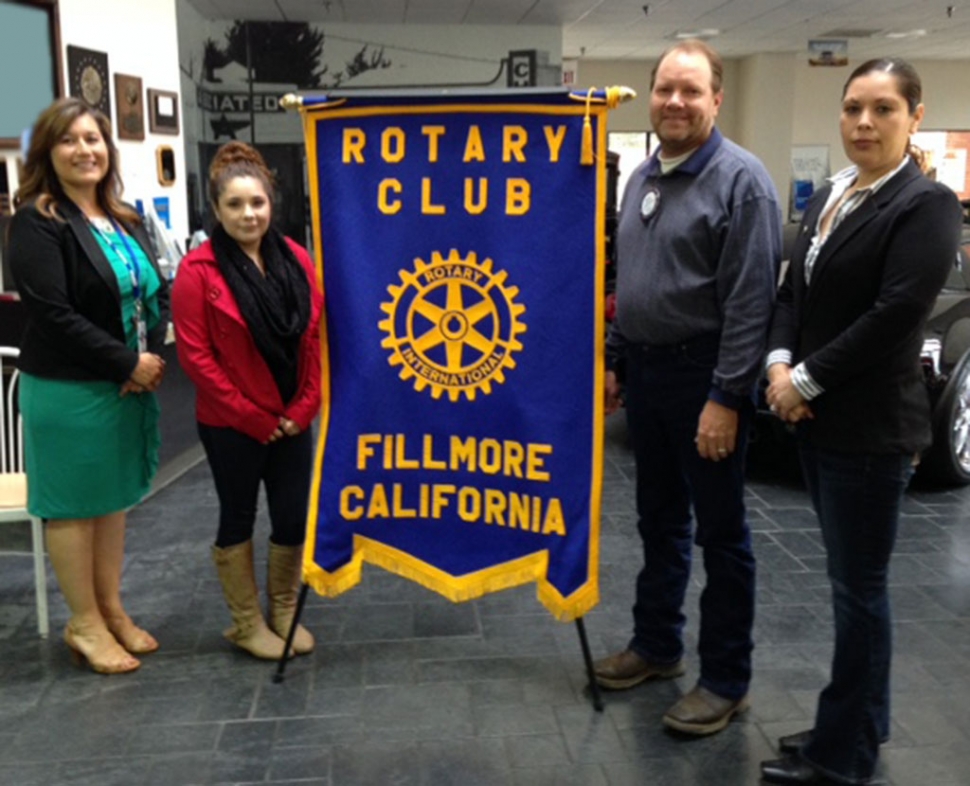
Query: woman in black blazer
8 98 168 674
759 60 963 785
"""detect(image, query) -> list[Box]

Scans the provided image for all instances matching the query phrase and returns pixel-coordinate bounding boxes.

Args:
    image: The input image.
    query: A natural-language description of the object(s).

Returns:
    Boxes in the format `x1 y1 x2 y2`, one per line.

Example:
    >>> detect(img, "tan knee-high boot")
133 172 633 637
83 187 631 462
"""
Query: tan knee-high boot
211 540 290 660
266 542 315 655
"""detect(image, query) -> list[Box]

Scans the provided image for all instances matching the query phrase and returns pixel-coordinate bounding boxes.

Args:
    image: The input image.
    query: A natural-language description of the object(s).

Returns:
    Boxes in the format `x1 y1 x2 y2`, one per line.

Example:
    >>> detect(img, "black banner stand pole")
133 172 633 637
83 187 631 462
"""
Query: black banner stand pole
273 582 310 683
575 617 604 711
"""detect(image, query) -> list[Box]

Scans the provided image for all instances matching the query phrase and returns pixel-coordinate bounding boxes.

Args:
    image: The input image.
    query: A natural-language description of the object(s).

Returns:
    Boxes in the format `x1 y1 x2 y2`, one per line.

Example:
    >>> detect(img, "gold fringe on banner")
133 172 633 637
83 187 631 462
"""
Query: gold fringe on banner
303 537 599 621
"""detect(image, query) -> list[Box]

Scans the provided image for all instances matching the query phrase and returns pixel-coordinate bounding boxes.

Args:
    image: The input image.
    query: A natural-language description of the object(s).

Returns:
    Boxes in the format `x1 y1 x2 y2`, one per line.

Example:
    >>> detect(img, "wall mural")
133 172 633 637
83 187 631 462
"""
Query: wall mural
179 16 559 237
193 21 391 142
202 21 391 87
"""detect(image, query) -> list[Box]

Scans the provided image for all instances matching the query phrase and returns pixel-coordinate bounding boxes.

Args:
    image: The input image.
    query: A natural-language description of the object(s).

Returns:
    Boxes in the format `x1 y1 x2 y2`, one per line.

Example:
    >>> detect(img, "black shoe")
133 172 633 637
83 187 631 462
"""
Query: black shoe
761 756 887 785
760 756 835 785
778 729 813 755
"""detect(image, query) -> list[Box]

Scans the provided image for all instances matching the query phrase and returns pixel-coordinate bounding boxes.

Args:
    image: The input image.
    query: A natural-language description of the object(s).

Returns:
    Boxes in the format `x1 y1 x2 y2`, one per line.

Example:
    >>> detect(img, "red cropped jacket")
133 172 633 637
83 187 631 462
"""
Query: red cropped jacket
172 238 323 443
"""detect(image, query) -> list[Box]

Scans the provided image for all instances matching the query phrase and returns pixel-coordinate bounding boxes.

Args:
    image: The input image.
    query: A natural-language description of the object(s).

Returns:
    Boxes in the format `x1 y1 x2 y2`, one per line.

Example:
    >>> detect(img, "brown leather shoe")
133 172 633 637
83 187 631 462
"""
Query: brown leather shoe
662 685 749 735
593 649 685 690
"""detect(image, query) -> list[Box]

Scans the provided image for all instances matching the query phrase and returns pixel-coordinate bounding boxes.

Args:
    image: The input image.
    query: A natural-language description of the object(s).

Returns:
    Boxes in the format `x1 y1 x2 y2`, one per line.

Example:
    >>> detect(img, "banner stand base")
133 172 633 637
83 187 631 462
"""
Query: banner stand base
273 583 310 683
574 617 604 711
275 584 605 713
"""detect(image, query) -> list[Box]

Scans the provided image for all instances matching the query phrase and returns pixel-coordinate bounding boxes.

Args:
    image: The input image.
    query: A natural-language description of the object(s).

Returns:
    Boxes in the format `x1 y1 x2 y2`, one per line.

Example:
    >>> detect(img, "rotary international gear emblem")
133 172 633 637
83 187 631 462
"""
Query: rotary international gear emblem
379 250 527 401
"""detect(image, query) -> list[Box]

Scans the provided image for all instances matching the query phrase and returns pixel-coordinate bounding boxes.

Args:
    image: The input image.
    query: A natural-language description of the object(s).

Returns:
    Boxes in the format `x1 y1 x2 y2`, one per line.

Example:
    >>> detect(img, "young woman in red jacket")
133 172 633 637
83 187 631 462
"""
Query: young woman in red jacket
172 142 322 659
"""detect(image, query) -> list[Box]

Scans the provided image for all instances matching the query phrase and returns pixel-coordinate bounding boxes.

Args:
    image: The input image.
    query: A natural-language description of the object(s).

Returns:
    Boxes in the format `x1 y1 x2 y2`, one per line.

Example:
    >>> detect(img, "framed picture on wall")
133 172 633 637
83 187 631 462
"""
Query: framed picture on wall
147 88 179 135
67 45 111 118
114 74 144 141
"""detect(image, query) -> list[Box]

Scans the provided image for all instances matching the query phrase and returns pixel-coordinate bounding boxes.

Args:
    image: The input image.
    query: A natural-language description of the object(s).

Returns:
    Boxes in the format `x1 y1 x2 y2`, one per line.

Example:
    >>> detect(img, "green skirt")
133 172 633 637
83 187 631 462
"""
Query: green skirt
20 373 161 519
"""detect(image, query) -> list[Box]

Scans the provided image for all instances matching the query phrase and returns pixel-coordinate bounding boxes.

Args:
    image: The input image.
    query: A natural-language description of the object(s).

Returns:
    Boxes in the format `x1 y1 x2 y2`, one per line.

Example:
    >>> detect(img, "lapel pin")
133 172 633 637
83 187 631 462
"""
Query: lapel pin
640 187 660 223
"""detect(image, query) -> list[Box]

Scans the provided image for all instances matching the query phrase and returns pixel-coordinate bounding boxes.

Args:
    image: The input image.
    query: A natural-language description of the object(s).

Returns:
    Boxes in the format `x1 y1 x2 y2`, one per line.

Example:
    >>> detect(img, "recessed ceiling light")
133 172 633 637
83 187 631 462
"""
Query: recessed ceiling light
670 28 720 40
885 29 926 38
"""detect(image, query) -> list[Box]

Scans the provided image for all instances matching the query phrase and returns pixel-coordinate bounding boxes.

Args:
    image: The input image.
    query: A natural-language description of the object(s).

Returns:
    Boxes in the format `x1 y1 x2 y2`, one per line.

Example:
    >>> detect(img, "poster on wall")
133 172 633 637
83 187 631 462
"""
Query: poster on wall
913 131 970 199
938 149 968 195
562 59 578 86
790 145 830 222
608 132 653 208
807 39 848 67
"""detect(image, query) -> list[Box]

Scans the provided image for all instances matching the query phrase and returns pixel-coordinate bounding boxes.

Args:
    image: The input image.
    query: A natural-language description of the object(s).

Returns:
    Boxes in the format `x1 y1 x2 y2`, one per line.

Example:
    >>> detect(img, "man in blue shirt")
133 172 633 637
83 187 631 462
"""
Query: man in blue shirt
595 40 782 736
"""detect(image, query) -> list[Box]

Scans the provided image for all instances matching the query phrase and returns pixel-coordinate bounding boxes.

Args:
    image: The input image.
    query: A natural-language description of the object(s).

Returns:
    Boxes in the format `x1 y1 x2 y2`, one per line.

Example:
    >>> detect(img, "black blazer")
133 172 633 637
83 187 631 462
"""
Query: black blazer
8 198 170 384
768 159 963 454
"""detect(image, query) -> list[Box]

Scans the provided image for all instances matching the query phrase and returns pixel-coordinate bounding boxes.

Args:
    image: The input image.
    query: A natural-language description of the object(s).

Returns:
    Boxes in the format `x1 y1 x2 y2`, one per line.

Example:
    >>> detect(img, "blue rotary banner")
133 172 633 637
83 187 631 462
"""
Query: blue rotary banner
296 88 626 620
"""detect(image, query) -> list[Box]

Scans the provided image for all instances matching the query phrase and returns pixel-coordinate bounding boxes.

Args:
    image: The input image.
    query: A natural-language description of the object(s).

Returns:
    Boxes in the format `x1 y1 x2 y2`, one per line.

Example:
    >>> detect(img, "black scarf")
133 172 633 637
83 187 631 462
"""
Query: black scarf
211 224 311 404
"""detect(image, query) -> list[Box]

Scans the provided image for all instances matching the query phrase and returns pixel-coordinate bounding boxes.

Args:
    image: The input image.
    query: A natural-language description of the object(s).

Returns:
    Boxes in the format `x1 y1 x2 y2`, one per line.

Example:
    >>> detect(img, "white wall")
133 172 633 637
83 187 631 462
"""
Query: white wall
587 54 970 204
23 5 969 244
735 53 797 211
793 58 970 175
59 0 188 241
574 57 741 141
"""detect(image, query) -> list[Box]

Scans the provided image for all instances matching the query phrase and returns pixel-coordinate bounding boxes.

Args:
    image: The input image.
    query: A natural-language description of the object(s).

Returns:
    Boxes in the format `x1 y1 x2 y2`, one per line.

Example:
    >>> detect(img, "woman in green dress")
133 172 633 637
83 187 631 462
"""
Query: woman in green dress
8 98 169 674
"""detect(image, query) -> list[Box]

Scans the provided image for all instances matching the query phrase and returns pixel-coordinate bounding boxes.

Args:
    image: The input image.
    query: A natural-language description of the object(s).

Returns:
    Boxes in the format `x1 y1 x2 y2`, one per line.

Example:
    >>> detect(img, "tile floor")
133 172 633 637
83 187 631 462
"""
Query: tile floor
1 414 970 785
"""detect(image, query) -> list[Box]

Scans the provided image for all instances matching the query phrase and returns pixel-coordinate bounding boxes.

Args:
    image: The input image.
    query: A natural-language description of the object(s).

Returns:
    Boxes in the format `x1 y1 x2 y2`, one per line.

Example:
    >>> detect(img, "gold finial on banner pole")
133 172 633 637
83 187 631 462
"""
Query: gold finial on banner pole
281 93 303 111
614 86 637 105
600 86 637 108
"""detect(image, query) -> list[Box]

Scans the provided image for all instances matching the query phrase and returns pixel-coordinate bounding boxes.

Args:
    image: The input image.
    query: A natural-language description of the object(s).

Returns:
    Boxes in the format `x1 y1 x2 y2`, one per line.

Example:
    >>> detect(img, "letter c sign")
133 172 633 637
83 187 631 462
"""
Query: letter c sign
507 50 537 87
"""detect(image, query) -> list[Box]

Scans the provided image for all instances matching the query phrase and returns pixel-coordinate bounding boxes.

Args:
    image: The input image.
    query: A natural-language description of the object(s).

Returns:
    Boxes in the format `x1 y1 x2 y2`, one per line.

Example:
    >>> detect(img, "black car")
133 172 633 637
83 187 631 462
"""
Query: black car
758 209 970 485
917 210 970 484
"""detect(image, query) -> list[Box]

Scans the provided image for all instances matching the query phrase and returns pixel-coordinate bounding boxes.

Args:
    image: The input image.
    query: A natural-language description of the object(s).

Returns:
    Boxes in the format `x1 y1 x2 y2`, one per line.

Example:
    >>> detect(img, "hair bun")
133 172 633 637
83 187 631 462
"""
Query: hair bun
207 140 276 205
211 141 267 170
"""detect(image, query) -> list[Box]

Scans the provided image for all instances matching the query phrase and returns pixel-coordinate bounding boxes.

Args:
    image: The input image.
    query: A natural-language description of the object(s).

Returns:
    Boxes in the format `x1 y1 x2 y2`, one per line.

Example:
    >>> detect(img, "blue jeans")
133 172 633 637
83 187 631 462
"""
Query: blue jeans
623 337 755 701
798 444 914 784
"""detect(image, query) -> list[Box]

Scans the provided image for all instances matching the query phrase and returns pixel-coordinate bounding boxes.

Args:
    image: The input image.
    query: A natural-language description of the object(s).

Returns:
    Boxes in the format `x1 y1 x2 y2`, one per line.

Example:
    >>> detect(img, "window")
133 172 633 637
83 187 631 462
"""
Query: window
0 0 62 148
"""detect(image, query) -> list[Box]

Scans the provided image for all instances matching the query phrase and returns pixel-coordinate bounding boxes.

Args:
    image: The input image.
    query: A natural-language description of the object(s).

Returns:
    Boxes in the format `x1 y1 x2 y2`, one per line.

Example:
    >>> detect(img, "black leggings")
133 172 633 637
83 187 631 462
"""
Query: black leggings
198 423 313 548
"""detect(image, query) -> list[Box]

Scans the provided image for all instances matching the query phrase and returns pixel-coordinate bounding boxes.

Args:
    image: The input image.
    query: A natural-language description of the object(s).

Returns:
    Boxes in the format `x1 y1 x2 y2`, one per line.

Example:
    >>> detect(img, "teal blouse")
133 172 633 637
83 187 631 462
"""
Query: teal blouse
89 220 163 349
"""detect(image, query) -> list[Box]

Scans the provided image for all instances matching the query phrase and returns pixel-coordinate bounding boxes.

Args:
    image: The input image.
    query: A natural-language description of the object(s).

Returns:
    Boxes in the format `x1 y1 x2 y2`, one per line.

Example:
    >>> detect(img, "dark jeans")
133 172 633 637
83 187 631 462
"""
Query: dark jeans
624 337 755 701
198 423 314 549
799 444 914 784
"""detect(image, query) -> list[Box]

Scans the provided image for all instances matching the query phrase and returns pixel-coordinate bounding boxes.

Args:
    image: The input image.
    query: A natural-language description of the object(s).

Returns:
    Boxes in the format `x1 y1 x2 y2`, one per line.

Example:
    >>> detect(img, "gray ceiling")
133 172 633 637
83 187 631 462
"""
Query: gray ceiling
183 0 970 60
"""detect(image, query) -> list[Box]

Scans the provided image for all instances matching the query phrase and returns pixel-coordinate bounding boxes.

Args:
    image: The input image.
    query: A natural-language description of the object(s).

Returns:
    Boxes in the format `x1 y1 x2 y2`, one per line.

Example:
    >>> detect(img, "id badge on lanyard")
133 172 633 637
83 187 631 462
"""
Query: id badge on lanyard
108 218 148 353
134 300 148 353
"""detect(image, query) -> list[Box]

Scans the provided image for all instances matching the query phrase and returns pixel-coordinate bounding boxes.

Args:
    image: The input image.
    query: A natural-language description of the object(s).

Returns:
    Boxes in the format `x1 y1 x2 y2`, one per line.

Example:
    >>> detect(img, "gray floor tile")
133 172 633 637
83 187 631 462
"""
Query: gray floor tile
417 738 509 785
0 762 58 786
601 757 700 786
2 427 970 785
505 732 571 767
267 746 332 781
473 703 560 736
882 743 970 785
51 758 155 786
330 740 421 786
510 763 608 785
126 722 221 755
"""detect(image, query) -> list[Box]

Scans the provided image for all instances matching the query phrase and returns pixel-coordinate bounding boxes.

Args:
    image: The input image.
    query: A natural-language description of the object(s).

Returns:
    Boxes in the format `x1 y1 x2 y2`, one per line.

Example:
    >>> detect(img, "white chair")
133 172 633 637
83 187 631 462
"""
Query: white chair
0 346 48 638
